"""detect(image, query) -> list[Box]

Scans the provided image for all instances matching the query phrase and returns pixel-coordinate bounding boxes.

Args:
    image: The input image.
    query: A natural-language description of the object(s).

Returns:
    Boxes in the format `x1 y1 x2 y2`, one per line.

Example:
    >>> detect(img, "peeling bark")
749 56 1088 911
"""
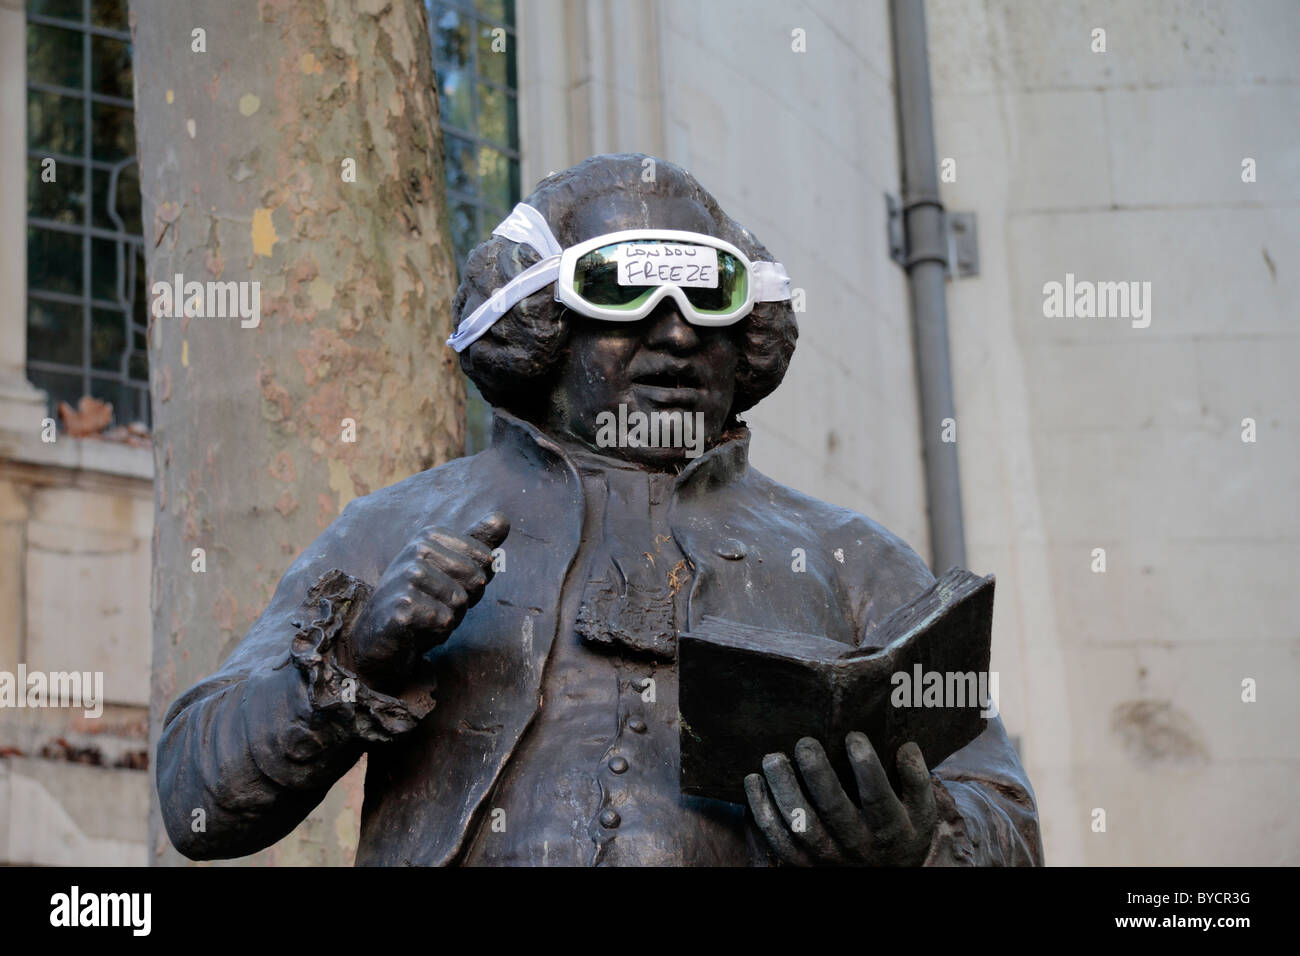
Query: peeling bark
130 0 462 865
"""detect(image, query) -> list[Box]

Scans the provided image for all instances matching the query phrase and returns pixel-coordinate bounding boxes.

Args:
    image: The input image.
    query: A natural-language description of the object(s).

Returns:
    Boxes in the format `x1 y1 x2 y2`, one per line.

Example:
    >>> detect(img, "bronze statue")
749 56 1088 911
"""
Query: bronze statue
157 154 1042 865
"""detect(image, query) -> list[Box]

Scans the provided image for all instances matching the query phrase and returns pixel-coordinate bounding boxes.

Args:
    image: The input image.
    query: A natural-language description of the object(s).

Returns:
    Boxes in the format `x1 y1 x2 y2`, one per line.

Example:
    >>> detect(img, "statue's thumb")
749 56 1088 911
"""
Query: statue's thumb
466 511 510 550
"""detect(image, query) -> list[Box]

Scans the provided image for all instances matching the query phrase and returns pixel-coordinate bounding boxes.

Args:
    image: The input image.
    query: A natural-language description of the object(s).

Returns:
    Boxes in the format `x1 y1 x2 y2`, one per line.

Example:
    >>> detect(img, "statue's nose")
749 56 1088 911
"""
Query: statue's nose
644 301 700 353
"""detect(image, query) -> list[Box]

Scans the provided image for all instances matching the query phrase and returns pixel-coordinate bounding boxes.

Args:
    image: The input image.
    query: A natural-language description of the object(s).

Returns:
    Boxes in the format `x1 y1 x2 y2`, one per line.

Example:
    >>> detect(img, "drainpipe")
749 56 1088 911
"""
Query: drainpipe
890 0 967 572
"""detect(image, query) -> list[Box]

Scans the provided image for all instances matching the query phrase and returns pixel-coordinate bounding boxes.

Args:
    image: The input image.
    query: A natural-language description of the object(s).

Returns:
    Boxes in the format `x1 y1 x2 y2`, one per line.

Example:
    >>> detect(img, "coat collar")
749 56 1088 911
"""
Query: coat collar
488 408 751 496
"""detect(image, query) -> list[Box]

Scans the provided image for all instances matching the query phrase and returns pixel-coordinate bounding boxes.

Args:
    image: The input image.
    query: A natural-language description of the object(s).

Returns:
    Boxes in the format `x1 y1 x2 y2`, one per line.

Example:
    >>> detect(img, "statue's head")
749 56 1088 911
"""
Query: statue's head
450 153 798 467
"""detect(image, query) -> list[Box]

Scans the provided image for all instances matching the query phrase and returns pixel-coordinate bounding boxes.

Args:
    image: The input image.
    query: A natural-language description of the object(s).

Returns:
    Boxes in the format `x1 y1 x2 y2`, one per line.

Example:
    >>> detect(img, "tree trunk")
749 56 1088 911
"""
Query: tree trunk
130 0 463 865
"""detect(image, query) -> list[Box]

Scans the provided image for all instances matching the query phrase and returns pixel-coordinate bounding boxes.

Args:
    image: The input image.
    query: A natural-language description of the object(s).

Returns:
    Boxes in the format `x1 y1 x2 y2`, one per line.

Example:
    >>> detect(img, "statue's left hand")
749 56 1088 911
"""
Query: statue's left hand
744 732 938 866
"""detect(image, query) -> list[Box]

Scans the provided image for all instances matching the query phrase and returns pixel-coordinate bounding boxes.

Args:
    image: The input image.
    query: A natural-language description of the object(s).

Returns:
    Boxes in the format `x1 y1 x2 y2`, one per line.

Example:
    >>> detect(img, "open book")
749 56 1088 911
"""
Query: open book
678 568 995 803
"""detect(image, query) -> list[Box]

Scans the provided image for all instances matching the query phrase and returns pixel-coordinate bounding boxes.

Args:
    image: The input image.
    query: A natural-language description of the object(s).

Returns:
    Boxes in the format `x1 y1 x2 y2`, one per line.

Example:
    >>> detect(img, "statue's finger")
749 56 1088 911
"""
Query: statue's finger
402 593 457 644
427 528 495 570
761 752 850 864
465 511 511 550
398 554 461 601
896 741 938 837
846 731 908 836
413 540 488 595
794 737 871 859
745 773 816 867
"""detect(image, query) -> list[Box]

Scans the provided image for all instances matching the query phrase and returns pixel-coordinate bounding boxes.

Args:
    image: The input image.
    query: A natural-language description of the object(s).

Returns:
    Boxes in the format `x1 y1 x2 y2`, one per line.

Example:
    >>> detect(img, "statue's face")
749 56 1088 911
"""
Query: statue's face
541 193 741 468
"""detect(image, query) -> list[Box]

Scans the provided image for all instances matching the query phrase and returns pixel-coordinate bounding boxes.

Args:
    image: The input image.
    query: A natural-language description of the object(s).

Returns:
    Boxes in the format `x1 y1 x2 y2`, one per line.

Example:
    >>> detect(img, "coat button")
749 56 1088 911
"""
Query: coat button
627 717 647 733
714 538 747 560
609 756 629 774
599 809 621 829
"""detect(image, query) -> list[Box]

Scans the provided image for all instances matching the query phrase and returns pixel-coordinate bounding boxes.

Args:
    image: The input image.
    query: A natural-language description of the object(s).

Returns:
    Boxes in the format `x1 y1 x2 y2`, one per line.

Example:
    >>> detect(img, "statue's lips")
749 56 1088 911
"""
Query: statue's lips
628 366 706 404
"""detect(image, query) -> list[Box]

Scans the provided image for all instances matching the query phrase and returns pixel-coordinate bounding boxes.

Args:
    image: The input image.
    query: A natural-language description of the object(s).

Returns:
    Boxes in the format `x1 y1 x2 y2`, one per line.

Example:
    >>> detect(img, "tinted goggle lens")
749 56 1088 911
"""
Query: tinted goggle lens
571 240 748 315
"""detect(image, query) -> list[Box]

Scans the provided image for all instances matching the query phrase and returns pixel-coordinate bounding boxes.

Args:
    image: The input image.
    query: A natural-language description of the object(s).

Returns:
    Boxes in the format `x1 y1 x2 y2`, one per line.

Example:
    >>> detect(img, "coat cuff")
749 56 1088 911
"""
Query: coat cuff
923 776 977 866
288 569 436 743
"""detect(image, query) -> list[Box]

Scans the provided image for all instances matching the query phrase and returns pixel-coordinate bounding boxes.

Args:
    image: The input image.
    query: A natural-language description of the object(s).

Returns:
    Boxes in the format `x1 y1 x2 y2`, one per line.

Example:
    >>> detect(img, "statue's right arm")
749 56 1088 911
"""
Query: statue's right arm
155 500 434 861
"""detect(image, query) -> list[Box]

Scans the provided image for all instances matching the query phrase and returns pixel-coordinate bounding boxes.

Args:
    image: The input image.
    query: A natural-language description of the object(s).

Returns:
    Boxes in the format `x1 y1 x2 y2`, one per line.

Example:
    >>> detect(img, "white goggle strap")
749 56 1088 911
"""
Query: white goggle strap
493 201 563 258
446 203 564 352
446 256 561 352
750 260 792 302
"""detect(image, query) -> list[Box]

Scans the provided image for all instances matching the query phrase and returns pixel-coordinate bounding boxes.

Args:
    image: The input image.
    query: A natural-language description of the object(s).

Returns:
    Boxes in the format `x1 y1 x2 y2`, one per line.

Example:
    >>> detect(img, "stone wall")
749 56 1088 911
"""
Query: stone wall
0 441 153 865
927 0 1300 864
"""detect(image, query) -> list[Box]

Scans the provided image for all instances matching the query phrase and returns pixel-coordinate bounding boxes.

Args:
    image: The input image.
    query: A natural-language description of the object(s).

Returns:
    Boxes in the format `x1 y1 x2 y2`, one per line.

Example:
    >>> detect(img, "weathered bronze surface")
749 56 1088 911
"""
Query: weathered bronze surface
157 154 1043 866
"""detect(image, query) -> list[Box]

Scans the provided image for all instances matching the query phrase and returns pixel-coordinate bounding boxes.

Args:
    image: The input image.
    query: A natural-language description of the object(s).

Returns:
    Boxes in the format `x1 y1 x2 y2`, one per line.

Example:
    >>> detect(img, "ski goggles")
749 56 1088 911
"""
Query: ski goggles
447 203 791 352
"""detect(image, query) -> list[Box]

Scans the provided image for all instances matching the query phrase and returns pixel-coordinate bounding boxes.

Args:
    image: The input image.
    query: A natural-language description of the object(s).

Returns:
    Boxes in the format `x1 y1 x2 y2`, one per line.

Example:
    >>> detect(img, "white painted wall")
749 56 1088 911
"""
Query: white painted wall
927 0 1300 864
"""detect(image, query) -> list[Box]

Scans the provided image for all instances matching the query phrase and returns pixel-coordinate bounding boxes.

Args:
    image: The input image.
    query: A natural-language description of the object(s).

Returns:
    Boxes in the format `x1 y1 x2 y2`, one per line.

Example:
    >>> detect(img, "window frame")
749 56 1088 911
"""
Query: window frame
25 0 150 430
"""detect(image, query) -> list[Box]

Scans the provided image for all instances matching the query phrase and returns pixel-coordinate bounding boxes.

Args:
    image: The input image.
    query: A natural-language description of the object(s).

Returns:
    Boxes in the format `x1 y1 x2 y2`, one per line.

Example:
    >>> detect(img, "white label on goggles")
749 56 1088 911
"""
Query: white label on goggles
614 242 719 288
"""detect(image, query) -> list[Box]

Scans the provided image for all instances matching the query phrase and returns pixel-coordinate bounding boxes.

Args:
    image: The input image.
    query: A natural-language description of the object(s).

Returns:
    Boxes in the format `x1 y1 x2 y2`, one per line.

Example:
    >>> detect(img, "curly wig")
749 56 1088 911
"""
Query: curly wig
452 153 798 422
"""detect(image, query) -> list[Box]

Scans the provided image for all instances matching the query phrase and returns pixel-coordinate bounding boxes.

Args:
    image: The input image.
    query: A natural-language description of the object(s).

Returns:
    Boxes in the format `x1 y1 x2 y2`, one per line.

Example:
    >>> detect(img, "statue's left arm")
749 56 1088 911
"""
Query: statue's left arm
925 713 1044 866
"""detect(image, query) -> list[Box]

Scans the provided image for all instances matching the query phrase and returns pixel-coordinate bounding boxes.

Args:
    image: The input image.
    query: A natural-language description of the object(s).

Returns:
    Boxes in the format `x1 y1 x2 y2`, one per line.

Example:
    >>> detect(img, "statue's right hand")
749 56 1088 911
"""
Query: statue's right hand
345 511 510 693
